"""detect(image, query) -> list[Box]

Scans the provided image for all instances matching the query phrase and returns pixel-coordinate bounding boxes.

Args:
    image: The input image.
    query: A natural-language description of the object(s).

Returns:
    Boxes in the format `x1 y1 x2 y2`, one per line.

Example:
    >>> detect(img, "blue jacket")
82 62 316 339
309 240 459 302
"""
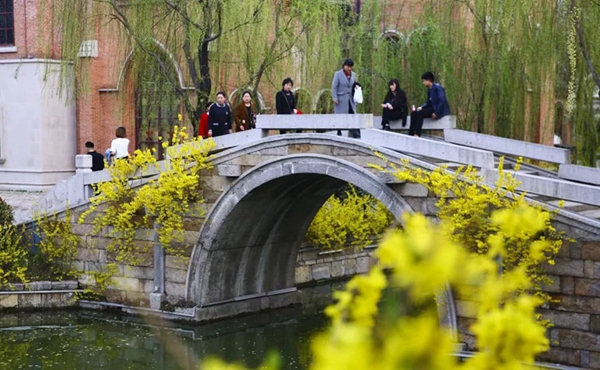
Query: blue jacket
421 83 450 118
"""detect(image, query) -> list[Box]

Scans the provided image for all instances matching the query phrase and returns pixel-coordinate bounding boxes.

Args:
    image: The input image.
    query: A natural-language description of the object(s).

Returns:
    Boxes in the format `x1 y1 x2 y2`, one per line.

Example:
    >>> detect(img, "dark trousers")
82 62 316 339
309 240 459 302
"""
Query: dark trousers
211 124 229 137
409 108 435 137
338 102 360 138
381 109 404 130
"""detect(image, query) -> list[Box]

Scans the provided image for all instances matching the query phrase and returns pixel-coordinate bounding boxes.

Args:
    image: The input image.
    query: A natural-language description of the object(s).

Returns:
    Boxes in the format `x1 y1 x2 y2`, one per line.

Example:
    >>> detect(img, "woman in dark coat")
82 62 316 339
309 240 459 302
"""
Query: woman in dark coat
275 77 297 134
380 78 408 131
233 91 256 132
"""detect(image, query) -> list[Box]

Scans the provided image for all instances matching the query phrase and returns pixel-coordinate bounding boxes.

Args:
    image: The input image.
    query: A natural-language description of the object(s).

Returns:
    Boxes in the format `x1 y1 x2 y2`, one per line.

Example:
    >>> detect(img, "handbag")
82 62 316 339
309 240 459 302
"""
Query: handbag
354 85 363 104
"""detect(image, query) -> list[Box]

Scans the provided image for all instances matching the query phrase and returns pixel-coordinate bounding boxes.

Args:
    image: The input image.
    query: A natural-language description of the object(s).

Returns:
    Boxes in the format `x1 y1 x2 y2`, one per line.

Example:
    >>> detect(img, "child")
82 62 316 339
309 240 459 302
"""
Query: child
108 126 130 163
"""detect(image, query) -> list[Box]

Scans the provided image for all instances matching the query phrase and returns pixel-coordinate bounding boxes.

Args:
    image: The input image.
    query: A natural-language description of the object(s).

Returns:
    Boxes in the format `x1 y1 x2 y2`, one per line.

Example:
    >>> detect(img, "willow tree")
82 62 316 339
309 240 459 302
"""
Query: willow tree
42 0 266 135
567 0 600 165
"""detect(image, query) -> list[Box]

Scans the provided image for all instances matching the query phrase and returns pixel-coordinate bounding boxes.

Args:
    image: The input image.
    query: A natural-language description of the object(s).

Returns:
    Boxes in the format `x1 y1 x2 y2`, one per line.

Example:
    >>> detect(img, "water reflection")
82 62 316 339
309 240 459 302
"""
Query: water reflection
0 308 326 370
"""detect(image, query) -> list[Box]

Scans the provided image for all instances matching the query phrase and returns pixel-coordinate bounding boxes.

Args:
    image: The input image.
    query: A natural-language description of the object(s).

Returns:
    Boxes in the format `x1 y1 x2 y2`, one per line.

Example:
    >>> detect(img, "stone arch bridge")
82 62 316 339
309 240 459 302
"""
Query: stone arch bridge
33 115 600 368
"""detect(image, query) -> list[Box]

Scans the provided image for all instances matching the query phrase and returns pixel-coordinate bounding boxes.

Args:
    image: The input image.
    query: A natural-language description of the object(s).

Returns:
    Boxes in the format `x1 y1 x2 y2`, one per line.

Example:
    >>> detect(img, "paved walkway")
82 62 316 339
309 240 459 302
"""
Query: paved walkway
0 190 47 225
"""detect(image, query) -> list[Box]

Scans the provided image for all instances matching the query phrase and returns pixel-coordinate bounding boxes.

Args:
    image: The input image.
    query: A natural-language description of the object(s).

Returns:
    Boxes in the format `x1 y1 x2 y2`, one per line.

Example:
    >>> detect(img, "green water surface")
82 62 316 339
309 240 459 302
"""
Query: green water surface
0 308 327 370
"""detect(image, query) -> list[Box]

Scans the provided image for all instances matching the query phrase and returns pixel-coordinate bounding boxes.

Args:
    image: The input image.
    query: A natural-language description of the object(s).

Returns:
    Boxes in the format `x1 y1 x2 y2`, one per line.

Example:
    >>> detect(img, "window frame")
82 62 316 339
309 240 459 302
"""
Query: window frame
0 0 15 47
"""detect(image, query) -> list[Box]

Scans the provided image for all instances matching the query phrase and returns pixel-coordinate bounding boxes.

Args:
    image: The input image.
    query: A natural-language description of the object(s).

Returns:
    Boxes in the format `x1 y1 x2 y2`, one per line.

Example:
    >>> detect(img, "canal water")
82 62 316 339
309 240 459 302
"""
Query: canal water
0 307 328 370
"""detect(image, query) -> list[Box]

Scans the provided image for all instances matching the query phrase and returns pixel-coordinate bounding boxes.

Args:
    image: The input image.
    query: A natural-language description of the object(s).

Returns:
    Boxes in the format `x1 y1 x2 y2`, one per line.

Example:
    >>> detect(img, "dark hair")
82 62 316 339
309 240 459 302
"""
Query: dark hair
421 71 435 83
282 77 294 87
205 101 213 110
116 126 126 138
343 58 354 67
241 90 252 99
385 78 401 101
85 141 94 149
216 91 226 98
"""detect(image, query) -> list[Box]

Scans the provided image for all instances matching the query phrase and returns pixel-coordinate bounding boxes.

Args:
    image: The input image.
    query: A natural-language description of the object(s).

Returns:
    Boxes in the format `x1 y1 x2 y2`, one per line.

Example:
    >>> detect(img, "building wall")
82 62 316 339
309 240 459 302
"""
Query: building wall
0 60 76 190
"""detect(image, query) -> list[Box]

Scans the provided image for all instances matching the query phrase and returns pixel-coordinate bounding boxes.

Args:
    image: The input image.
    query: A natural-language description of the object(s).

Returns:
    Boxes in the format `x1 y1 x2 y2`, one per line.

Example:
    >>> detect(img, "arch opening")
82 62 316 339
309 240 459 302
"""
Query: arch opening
186 154 413 306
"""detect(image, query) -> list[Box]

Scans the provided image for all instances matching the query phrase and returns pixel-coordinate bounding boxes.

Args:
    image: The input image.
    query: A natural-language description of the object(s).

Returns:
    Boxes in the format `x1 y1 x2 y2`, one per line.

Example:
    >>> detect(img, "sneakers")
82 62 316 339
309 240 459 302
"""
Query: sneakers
382 124 391 131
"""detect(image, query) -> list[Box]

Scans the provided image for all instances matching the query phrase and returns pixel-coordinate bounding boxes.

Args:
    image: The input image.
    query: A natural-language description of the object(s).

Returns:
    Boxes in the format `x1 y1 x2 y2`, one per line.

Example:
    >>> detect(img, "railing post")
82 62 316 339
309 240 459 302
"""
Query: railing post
150 222 166 309
74 154 93 203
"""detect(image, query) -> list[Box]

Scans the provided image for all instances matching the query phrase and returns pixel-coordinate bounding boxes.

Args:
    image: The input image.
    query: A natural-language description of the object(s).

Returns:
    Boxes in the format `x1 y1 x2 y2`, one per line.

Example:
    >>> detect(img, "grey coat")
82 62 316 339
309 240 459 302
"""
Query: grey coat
331 69 357 114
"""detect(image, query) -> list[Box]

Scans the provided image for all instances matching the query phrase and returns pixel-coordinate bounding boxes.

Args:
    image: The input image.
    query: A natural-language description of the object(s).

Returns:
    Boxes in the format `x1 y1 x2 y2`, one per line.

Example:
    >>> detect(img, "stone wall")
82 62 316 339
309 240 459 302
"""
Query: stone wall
452 217 600 369
0 281 79 310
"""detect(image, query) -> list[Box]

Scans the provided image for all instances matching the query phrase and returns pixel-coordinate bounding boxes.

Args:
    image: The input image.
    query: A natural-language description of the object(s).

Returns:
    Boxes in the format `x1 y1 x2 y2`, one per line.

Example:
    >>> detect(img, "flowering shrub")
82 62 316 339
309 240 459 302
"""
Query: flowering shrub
0 198 27 285
206 158 561 369
79 126 214 291
374 156 563 301
306 186 394 251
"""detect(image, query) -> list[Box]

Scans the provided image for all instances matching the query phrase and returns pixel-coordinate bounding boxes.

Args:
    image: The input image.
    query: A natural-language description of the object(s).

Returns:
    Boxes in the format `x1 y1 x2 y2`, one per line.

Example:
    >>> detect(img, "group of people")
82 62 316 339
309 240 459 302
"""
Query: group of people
379 71 451 137
85 126 130 171
86 59 451 170
198 59 450 139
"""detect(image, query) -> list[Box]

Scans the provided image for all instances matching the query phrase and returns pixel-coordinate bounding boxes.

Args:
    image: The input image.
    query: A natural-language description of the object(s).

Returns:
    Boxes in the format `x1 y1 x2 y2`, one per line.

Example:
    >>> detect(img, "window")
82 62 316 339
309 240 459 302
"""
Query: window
0 0 14 46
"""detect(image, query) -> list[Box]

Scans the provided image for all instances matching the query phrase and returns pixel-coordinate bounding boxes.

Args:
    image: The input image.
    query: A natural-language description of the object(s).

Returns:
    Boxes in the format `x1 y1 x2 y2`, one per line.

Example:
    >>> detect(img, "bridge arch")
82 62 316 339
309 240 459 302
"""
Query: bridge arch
186 153 413 306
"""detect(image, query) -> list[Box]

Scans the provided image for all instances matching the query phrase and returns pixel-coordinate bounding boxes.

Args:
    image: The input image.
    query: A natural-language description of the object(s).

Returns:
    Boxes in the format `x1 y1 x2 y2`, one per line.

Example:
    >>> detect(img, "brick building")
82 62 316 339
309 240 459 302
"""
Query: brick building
0 0 435 189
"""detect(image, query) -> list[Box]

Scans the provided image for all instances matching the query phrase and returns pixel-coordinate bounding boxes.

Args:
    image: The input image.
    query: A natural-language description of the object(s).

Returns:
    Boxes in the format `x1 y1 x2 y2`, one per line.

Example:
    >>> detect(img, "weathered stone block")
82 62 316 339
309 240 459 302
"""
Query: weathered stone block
561 276 575 294
539 309 589 330
590 315 600 333
558 329 600 351
582 242 600 261
121 266 154 280
295 266 312 284
42 293 71 308
165 268 187 284
593 263 600 280
342 259 357 276
165 282 185 298
575 278 600 297
571 244 582 259
18 293 42 308
550 295 600 314
331 260 344 278
538 346 581 367
543 258 584 277
51 281 78 290
395 183 429 197
27 281 52 291
589 351 600 369
111 277 142 292
311 264 331 281
166 255 189 270
77 248 100 262
217 164 242 178
541 275 560 293
269 292 300 308
585 260 596 278
356 257 370 274
0 295 18 308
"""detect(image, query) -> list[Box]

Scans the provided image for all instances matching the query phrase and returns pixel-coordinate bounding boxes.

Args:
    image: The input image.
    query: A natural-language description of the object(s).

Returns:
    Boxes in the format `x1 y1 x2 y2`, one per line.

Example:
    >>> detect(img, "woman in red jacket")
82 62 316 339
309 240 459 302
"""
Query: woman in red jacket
199 101 212 138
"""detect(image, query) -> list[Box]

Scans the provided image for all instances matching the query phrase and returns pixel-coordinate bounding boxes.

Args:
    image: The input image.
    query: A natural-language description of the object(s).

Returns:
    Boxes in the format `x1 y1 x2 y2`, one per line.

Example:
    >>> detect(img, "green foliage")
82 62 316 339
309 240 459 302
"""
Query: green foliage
79 127 214 290
306 186 394 251
374 156 563 302
0 198 27 285
32 207 81 281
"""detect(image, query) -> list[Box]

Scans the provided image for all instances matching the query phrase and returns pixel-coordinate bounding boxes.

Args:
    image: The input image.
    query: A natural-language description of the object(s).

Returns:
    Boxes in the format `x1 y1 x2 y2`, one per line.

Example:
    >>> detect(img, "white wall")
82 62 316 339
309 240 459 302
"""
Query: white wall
0 60 76 190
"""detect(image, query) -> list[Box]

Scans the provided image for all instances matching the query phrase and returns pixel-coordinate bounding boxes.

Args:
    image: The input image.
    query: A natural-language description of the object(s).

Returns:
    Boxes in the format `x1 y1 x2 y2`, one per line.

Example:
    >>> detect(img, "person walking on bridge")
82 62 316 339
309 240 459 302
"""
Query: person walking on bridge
409 71 450 137
331 58 360 138
276 77 298 134
208 92 232 137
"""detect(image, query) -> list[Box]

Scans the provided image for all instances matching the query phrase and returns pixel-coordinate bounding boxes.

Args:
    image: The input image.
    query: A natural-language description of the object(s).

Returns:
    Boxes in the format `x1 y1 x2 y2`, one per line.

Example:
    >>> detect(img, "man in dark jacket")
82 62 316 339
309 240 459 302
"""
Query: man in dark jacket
85 141 105 171
409 71 450 137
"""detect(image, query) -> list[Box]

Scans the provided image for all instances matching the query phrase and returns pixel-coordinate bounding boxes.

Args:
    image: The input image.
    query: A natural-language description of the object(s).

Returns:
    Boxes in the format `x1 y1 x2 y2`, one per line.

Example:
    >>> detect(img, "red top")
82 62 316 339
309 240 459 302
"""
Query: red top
199 113 209 138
